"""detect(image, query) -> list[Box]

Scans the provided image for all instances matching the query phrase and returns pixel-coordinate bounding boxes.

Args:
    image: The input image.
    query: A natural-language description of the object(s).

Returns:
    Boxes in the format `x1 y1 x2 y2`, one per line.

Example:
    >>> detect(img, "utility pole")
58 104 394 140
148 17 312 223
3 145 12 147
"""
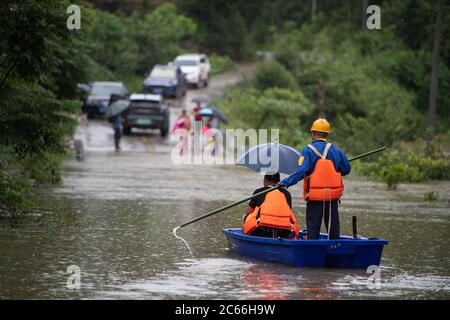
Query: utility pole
311 0 317 22
318 79 326 118
362 0 369 31
426 0 443 144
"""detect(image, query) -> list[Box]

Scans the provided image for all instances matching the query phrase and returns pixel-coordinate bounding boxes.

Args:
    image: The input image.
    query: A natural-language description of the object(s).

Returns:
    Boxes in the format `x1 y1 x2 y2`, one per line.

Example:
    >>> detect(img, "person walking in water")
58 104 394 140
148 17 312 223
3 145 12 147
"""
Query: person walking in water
172 109 191 132
108 94 123 152
278 119 351 240
172 109 191 156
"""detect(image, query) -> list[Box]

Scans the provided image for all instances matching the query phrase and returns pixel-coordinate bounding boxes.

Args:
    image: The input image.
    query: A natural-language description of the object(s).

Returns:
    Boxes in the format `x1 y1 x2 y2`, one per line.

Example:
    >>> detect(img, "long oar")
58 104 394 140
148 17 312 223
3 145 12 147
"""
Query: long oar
175 146 386 229
348 147 386 162
178 185 279 229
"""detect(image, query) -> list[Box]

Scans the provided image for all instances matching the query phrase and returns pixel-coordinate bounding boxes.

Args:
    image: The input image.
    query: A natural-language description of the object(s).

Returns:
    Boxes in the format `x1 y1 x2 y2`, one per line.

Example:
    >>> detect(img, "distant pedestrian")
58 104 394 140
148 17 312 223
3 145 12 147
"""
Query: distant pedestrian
193 102 203 122
172 109 191 156
172 109 191 132
108 94 123 152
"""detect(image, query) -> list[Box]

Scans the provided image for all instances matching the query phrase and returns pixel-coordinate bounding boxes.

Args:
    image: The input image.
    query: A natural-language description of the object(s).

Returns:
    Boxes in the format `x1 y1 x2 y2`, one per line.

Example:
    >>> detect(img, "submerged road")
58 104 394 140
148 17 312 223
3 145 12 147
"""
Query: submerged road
0 64 449 299
72 63 256 154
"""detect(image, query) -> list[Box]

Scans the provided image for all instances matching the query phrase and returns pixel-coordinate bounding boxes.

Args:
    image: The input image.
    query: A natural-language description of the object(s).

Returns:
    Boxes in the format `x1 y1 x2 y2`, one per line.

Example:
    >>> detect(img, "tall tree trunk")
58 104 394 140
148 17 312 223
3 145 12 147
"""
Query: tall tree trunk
318 79 326 118
311 0 317 22
361 0 369 31
426 0 443 143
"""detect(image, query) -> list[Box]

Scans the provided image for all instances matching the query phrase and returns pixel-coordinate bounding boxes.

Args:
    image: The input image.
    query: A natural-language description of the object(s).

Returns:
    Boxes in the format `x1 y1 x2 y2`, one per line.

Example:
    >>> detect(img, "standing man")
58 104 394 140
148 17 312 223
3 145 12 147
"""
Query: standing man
108 94 123 152
278 119 351 239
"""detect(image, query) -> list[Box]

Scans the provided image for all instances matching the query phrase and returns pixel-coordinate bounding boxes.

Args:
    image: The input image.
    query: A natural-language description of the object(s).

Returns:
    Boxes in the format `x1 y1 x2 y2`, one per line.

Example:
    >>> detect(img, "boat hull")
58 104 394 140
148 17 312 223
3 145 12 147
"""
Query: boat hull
223 228 388 268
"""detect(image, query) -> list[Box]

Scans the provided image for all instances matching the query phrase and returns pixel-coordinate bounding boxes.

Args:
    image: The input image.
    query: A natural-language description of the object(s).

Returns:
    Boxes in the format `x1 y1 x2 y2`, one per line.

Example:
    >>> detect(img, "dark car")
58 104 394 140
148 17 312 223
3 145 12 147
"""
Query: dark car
82 82 128 119
122 94 169 137
143 64 187 98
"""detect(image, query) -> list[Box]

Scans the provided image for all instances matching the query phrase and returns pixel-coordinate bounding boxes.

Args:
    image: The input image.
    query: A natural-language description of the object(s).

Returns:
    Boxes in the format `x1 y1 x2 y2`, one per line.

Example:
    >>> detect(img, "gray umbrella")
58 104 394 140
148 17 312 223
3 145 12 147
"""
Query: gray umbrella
209 106 228 124
236 143 300 175
105 99 130 118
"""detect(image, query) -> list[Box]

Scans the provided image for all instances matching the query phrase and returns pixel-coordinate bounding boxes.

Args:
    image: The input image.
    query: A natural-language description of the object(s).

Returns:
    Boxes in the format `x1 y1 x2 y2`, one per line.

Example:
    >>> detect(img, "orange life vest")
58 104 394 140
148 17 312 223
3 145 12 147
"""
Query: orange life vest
303 143 344 201
243 189 299 239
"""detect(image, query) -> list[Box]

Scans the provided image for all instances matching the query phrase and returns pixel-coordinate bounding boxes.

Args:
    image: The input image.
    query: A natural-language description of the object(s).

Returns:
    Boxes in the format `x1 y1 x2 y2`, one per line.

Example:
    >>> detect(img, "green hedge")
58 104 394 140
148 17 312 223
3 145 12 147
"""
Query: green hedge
210 54 235 75
354 152 450 189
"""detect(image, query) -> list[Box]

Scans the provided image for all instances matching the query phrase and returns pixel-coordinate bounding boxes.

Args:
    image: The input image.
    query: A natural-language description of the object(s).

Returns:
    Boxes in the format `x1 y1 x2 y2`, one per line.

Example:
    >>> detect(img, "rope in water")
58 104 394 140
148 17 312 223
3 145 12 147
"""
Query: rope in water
172 226 195 259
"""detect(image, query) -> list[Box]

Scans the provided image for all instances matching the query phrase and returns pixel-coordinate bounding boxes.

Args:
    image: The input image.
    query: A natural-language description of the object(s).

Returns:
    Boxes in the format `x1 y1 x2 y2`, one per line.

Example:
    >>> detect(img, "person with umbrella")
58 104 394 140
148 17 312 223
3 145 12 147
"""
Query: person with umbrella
191 96 209 122
243 172 299 239
278 119 351 240
237 143 302 239
199 106 228 156
193 102 203 122
106 94 130 152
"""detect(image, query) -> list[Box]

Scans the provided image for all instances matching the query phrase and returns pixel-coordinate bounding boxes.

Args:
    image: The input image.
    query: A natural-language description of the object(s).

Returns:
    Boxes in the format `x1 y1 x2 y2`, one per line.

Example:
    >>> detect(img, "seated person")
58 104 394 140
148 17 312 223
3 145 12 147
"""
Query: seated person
243 173 300 239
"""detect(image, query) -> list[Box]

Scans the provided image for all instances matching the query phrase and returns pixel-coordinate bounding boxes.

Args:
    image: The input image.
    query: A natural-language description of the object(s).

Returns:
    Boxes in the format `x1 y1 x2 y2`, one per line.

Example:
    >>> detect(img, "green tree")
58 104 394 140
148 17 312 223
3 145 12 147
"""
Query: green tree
426 0 444 143
253 61 298 91
131 3 197 74
0 1 83 215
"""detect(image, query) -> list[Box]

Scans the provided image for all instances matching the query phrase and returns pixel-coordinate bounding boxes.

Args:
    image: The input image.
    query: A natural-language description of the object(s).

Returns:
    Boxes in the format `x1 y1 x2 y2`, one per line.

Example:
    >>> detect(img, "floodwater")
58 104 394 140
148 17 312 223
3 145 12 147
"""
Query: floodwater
1 66 449 300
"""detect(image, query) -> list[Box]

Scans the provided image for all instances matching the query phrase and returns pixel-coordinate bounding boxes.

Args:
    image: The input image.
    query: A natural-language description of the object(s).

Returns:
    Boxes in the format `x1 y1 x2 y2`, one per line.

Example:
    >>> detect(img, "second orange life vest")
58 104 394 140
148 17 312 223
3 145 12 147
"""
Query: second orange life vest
303 143 344 201
243 189 299 239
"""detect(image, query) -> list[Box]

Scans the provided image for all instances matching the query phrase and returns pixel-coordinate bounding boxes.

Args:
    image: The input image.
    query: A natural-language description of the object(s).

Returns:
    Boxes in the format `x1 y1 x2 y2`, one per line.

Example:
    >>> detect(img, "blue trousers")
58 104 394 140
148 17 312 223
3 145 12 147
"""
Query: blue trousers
114 127 122 149
306 200 340 239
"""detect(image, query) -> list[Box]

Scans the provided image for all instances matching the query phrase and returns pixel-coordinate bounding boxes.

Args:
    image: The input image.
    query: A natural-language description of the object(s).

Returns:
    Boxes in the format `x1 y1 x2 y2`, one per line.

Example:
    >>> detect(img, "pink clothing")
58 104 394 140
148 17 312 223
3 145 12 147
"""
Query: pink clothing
202 125 212 136
172 117 190 133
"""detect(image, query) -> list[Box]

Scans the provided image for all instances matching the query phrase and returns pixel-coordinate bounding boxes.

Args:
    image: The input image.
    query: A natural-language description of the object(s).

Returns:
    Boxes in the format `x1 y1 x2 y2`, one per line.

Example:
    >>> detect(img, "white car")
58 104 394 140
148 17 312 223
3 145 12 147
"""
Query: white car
173 54 211 88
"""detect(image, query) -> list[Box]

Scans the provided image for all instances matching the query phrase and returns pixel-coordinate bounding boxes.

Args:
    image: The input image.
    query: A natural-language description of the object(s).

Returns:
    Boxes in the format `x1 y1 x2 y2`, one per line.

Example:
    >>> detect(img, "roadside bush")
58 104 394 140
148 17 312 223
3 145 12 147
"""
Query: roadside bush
218 86 313 149
379 163 425 190
354 152 450 189
424 191 439 201
0 169 30 217
252 61 298 91
210 54 235 75
22 151 64 185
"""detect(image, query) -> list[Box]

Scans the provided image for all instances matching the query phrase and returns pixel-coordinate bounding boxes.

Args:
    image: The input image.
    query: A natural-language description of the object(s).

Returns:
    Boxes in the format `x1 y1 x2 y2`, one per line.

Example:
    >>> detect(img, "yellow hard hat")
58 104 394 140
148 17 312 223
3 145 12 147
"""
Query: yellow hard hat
310 118 331 133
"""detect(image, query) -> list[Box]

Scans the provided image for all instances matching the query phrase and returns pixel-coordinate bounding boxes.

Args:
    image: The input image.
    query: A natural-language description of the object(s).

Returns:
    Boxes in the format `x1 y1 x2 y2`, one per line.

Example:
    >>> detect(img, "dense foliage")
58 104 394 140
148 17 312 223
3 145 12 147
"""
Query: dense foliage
219 86 314 148
0 1 83 216
353 151 450 189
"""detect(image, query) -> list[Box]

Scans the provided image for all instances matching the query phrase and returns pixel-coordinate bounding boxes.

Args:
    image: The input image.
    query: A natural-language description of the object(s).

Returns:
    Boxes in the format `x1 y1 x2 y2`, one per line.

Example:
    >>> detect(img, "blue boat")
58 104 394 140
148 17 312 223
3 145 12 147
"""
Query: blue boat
223 228 388 268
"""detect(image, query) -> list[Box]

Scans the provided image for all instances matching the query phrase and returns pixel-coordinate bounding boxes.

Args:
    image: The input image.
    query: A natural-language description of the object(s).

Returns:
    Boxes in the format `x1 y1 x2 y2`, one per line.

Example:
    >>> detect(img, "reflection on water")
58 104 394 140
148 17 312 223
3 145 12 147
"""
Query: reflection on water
0 151 449 299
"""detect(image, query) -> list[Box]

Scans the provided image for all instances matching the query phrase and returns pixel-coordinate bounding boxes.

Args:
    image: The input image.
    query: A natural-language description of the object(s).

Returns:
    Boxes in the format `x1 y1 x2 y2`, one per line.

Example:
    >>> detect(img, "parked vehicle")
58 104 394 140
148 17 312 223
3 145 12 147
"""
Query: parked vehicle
173 54 211 88
143 65 187 98
122 93 169 137
82 82 128 119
